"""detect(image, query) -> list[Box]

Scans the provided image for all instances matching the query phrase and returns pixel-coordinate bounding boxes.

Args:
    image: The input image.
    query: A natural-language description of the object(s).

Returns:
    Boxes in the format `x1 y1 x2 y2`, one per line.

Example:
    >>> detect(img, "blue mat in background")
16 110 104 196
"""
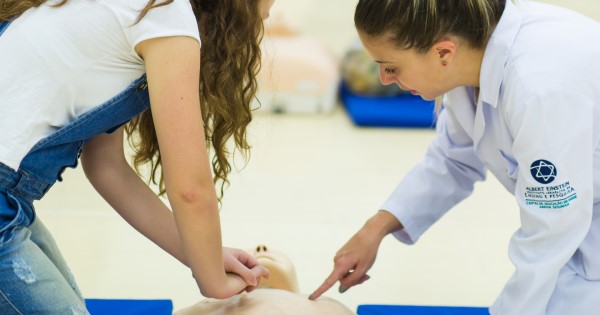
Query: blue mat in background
85 299 173 315
340 82 436 128
85 299 490 315
357 305 489 315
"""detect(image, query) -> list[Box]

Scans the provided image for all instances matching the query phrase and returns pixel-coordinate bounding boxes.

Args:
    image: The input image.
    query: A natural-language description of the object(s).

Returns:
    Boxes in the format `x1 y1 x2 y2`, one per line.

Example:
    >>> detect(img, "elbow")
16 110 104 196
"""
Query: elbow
179 189 204 204
170 185 218 210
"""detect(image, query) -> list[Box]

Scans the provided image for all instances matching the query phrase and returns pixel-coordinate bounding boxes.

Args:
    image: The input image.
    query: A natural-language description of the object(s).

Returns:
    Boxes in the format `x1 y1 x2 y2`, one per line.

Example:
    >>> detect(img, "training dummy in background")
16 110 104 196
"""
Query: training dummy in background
175 245 355 315
254 15 340 114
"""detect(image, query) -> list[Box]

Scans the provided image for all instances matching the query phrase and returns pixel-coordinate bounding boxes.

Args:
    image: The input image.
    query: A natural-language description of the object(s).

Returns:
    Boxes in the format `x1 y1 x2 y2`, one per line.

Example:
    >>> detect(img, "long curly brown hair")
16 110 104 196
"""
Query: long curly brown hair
1 0 264 202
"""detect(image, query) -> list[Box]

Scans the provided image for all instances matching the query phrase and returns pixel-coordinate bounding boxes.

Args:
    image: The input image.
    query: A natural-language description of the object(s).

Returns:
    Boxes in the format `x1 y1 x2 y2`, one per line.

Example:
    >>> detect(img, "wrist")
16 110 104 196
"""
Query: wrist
363 210 403 240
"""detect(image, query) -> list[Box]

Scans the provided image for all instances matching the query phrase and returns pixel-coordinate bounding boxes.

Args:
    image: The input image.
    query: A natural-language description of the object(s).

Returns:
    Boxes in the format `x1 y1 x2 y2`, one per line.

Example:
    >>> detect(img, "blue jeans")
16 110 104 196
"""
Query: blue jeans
0 205 87 314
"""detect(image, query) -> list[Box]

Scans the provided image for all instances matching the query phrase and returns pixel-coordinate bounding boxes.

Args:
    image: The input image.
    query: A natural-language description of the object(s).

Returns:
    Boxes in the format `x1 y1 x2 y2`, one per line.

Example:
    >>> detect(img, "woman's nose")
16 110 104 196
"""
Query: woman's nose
379 66 396 85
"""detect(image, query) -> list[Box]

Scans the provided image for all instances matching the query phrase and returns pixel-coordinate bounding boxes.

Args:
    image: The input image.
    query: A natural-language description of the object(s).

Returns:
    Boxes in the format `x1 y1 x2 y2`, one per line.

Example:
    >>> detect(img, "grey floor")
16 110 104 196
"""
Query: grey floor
35 0 600 312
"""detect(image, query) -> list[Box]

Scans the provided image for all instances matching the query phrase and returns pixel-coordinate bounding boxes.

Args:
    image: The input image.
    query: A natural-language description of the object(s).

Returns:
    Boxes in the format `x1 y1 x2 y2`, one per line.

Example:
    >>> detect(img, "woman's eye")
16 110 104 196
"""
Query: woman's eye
384 68 396 75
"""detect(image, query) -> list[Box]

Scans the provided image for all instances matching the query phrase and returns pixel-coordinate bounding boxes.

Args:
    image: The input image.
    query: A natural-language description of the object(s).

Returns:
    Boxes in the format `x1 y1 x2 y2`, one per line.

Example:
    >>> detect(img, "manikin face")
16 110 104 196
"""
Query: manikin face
358 31 451 101
251 245 299 293
260 0 276 19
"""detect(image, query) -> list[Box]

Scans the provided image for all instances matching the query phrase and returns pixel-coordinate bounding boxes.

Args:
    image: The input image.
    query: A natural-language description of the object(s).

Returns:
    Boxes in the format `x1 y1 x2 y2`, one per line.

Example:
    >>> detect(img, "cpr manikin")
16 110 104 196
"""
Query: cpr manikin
175 245 355 315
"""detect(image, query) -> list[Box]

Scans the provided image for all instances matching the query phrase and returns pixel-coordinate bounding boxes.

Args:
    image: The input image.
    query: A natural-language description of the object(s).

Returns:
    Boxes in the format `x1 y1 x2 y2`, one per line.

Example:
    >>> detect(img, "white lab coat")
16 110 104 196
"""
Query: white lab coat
381 1 600 314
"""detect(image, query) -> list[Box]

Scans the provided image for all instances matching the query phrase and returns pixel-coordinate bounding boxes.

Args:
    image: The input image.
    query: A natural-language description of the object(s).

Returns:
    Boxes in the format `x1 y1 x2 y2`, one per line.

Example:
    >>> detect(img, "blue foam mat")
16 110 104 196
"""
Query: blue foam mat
357 305 489 315
85 299 173 315
340 83 436 128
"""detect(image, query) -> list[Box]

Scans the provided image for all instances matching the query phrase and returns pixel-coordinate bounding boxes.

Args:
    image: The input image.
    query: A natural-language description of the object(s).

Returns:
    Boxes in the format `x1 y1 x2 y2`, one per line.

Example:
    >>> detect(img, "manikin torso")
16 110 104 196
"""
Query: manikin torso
174 246 355 315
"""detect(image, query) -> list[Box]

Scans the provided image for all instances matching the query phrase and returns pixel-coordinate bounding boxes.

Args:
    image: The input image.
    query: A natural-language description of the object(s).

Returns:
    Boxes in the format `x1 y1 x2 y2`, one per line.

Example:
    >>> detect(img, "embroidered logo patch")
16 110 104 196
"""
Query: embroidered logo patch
530 159 557 184
524 181 577 209
526 160 576 209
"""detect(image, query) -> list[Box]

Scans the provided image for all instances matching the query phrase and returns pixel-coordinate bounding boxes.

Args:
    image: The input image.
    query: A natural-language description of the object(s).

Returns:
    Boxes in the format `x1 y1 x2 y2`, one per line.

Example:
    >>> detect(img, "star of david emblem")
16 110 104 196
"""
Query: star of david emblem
530 160 557 184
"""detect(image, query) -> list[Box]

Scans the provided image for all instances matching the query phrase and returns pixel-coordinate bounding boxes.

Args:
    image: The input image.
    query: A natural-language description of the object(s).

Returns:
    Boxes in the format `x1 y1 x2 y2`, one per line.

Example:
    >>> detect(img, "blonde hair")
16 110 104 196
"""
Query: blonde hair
355 0 504 52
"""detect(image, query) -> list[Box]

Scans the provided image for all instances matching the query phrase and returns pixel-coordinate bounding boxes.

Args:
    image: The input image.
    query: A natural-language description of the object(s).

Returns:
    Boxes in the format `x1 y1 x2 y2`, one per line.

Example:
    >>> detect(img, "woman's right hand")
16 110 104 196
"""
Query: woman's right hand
309 211 402 300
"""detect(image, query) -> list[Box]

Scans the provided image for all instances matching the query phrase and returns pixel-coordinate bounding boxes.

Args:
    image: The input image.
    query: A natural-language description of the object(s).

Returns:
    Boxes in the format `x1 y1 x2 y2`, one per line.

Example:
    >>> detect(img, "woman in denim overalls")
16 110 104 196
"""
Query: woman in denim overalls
0 0 275 313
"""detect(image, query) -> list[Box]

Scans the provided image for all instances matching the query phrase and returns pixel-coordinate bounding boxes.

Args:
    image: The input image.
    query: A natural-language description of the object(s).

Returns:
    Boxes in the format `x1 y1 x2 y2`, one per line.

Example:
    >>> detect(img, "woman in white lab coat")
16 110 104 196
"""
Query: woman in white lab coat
310 1 600 314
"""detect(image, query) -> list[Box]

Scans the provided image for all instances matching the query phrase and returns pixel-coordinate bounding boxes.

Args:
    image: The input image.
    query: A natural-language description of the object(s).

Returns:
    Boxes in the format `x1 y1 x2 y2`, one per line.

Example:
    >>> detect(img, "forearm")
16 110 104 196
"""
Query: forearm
170 195 228 297
381 109 485 245
85 149 244 298
86 160 188 265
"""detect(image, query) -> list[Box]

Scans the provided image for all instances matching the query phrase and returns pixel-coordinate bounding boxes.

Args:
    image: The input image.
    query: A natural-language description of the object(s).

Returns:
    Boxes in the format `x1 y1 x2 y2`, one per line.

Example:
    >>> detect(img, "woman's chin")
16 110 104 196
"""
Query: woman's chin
419 94 435 101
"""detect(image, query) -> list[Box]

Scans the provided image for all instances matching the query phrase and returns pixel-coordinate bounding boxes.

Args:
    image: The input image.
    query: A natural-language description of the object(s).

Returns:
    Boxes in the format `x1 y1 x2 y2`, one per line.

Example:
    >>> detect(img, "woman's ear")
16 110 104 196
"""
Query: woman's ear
433 38 457 66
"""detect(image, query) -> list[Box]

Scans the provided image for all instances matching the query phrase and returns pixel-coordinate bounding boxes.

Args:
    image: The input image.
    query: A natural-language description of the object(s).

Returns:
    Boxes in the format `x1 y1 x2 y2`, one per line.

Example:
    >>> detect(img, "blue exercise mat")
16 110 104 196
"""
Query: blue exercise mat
85 299 173 315
357 305 489 315
340 82 436 128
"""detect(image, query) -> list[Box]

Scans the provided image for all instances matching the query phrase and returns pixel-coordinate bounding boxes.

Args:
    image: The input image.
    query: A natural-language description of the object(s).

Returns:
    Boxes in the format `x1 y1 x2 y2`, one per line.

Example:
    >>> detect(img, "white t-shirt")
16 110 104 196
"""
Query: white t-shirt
0 0 201 170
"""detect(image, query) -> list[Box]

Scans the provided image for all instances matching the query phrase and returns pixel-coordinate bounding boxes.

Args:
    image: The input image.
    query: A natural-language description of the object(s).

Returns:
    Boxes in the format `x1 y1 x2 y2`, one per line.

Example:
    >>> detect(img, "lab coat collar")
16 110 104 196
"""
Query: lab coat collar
472 0 523 150
479 0 523 108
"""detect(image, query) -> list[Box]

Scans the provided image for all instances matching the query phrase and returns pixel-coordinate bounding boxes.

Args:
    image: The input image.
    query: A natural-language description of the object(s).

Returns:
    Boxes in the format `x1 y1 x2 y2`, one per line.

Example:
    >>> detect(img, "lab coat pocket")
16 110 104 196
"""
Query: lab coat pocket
499 149 519 179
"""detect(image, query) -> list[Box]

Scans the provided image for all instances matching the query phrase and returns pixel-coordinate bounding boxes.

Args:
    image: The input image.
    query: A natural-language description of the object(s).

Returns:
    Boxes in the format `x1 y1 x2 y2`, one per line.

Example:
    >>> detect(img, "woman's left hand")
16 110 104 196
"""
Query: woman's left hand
222 247 270 293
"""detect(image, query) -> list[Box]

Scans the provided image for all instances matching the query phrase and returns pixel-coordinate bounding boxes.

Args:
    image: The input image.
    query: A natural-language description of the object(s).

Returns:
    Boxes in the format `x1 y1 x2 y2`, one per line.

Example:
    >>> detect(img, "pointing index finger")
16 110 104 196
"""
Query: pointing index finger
308 268 346 300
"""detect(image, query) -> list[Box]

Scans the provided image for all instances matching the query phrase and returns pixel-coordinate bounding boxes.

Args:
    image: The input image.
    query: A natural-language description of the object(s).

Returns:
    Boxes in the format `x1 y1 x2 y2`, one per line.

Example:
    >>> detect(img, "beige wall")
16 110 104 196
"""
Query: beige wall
269 0 600 57
540 0 600 20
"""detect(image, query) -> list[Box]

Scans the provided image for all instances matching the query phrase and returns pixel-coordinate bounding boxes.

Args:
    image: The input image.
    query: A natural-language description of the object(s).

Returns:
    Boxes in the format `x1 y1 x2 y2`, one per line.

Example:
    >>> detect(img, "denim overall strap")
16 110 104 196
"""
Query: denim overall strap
0 75 149 234
19 75 150 188
0 21 9 36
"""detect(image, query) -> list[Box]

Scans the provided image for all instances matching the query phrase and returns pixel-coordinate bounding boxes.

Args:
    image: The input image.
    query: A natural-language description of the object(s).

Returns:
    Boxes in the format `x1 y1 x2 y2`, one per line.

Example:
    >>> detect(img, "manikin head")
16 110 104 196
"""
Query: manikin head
251 245 300 293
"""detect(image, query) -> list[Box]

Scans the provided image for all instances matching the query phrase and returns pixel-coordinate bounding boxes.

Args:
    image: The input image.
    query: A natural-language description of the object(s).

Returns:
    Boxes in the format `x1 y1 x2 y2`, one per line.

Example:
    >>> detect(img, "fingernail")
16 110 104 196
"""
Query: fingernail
339 286 348 293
